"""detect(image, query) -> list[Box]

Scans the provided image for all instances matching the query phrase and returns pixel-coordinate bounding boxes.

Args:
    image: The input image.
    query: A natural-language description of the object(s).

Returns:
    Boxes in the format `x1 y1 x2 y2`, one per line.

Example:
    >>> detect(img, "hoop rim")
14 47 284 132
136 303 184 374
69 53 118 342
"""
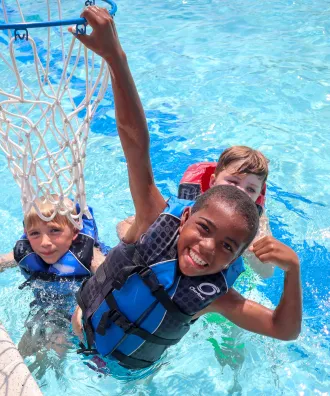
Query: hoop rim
0 0 117 31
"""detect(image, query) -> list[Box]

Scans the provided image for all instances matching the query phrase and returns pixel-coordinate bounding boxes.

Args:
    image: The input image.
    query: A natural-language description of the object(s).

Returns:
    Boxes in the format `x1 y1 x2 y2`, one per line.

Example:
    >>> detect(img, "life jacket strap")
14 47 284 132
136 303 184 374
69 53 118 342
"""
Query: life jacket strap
96 293 181 346
77 341 98 356
18 276 34 290
256 204 263 216
76 281 98 354
75 319 99 356
111 349 155 369
138 267 192 323
76 279 89 312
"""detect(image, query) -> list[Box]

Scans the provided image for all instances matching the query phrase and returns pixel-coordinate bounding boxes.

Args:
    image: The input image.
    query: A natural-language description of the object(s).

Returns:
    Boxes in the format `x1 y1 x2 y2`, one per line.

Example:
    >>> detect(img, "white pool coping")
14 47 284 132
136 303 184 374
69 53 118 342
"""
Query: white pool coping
0 323 42 396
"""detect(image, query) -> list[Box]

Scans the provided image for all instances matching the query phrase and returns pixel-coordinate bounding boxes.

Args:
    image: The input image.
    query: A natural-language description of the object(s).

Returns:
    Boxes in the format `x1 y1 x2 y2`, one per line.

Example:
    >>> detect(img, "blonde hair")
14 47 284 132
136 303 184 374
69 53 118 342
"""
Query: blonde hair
214 146 269 184
24 195 77 231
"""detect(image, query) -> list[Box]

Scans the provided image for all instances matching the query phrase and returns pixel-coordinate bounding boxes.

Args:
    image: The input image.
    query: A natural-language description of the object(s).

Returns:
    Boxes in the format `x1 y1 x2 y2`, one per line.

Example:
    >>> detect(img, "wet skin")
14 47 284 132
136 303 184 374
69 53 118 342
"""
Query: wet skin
26 221 78 264
177 201 251 277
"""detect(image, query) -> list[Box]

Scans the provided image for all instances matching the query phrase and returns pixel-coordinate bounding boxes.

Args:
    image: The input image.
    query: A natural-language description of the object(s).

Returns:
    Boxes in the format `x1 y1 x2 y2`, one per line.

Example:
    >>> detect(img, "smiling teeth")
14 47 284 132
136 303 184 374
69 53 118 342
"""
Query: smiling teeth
190 250 207 266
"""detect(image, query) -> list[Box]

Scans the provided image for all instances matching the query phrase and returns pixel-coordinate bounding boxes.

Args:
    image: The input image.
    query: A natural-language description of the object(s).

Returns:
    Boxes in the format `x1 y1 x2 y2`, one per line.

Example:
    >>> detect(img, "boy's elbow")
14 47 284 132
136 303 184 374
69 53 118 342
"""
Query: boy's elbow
271 314 302 341
275 325 301 341
279 332 300 341
287 326 302 341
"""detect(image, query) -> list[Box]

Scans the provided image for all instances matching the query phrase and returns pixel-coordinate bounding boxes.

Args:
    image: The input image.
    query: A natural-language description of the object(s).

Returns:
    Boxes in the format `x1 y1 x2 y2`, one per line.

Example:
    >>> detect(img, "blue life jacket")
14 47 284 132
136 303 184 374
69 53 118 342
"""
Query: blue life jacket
14 207 98 284
77 197 245 369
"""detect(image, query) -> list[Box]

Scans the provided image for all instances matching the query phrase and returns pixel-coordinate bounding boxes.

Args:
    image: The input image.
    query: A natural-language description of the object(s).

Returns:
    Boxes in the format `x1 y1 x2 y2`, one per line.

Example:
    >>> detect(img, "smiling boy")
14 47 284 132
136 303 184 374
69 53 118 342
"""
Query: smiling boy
177 190 255 277
0 196 104 274
0 196 104 367
71 6 302 370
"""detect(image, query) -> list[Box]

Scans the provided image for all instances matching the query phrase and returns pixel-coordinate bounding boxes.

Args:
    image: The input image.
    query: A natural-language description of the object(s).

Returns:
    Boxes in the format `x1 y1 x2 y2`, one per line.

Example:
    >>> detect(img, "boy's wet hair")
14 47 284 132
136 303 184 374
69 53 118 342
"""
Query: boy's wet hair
214 146 269 184
191 185 259 255
24 195 77 231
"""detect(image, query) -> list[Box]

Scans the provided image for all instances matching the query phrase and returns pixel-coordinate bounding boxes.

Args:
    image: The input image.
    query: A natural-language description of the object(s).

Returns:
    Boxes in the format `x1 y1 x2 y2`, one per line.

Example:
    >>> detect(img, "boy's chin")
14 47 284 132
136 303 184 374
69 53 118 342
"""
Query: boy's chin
39 255 58 265
42 259 56 265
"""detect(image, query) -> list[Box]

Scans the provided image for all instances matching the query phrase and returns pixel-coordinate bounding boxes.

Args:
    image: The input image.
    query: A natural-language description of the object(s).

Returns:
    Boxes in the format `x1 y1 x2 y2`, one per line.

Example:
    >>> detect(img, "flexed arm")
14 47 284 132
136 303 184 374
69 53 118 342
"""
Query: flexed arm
199 238 302 341
71 7 166 241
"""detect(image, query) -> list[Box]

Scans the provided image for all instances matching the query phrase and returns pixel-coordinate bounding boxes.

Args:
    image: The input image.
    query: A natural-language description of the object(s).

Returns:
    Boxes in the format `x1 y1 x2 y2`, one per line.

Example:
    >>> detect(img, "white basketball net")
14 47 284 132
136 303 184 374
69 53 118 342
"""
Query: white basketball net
0 0 109 229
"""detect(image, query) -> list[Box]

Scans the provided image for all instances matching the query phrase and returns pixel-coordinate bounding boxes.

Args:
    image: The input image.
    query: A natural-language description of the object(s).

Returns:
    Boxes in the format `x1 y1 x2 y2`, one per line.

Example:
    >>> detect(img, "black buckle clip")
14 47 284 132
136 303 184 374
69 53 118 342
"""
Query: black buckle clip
108 309 121 324
113 279 123 290
139 267 152 278
96 308 137 336
108 310 138 335
77 342 97 356
18 278 33 290
139 267 164 295
122 321 139 335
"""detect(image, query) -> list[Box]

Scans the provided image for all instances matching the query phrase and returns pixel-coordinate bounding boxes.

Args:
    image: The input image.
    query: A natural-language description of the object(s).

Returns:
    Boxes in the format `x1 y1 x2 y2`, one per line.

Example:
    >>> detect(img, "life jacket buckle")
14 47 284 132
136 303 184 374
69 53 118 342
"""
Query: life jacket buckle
139 267 164 295
97 307 136 336
123 322 139 335
77 342 98 356
113 279 123 290
108 309 121 323
18 277 33 290
108 309 137 334
139 267 152 277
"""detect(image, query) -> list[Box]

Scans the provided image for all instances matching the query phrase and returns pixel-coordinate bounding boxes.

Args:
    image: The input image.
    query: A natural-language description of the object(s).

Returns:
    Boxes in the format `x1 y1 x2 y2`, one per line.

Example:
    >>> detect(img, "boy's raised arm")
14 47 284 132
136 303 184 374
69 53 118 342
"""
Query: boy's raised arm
72 7 166 241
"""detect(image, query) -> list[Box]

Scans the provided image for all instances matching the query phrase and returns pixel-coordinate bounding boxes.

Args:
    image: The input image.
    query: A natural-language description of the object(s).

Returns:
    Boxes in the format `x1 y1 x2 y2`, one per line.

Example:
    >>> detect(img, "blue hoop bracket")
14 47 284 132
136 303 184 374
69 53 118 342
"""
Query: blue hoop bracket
0 0 117 40
14 28 29 41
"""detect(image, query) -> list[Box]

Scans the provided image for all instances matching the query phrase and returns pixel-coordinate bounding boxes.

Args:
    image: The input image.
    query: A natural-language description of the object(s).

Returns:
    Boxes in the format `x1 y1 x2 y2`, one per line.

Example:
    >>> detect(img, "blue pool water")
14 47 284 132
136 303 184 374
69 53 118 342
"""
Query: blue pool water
0 0 330 394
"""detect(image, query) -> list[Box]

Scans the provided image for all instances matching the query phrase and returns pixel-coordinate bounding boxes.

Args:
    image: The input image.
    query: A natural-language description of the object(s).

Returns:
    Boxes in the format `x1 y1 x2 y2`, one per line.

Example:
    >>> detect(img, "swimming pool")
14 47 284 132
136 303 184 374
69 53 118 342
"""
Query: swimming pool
0 0 329 394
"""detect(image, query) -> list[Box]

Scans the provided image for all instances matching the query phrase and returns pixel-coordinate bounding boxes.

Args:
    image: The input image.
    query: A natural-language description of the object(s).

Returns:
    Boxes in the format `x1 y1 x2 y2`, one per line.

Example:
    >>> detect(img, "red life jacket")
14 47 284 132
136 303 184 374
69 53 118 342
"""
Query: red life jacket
178 162 266 215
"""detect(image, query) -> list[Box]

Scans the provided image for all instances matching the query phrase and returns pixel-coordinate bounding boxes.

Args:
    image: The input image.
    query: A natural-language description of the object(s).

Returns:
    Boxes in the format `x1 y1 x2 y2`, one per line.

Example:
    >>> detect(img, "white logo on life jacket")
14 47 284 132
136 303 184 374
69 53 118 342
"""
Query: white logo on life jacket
189 283 221 301
197 283 221 296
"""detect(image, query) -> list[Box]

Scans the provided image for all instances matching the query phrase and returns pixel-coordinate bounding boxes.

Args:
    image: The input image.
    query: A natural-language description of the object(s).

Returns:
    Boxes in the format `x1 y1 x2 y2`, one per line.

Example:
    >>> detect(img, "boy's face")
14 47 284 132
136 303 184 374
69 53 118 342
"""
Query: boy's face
177 201 251 277
210 161 264 202
26 220 78 264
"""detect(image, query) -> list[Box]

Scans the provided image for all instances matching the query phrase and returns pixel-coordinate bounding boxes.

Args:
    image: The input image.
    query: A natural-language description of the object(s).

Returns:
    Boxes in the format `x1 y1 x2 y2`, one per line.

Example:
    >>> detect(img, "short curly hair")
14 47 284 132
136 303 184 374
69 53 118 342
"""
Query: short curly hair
191 184 259 255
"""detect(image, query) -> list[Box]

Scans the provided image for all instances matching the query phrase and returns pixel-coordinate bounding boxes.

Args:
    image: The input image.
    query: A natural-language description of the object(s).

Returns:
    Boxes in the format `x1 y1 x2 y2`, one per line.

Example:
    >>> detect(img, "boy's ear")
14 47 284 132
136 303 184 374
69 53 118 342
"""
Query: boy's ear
179 207 191 233
209 173 216 188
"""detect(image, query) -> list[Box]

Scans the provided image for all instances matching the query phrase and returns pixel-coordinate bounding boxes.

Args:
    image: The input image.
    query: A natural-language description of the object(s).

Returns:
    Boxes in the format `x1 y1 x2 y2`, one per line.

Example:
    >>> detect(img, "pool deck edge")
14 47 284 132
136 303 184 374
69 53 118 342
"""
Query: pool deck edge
0 323 42 396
